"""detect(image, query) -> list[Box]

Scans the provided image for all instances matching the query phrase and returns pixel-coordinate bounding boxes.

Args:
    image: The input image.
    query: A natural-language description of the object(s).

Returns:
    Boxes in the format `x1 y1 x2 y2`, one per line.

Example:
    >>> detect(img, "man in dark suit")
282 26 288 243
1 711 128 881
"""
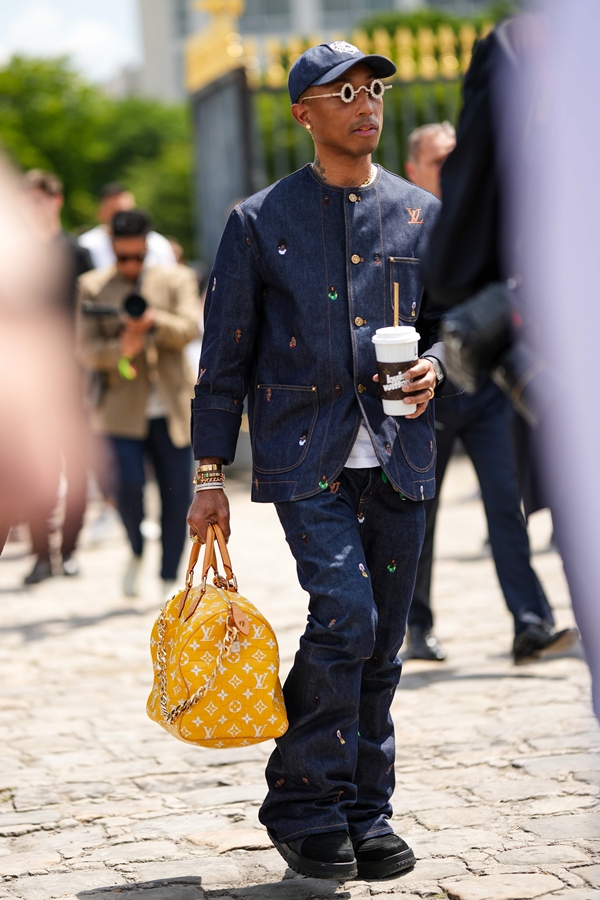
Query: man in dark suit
404 120 578 666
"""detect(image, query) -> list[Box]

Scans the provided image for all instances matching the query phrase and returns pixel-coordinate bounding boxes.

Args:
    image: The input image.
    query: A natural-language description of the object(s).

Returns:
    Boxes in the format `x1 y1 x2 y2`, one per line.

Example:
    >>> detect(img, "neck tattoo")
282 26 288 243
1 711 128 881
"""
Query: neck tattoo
313 156 327 182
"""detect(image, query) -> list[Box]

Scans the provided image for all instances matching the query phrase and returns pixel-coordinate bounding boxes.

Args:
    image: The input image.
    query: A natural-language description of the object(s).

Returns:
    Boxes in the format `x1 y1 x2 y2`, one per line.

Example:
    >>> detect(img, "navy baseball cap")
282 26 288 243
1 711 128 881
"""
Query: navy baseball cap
288 41 397 104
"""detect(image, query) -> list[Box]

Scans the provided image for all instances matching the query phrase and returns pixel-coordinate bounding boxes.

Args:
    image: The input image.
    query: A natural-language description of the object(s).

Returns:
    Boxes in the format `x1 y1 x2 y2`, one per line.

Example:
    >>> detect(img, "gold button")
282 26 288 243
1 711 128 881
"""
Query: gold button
358 383 366 393
354 316 364 326
351 254 361 264
348 193 358 203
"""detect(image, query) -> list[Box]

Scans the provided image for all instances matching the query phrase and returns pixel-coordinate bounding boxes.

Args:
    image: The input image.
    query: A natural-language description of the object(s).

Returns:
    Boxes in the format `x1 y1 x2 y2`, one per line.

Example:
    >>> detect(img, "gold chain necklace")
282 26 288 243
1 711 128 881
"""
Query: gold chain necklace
311 163 376 187
360 165 377 187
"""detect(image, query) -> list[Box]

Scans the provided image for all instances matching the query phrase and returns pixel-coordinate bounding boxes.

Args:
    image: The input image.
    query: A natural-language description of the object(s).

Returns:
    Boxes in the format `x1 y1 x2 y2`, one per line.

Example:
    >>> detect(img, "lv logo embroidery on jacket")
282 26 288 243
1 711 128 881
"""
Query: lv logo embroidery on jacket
406 207 424 224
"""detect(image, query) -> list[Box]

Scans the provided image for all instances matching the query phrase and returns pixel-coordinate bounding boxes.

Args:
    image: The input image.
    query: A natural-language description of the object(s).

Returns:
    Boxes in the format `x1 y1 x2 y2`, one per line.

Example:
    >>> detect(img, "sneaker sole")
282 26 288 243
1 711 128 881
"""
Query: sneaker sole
514 628 579 665
267 830 357 880
406 650 446 662
356 847 416 880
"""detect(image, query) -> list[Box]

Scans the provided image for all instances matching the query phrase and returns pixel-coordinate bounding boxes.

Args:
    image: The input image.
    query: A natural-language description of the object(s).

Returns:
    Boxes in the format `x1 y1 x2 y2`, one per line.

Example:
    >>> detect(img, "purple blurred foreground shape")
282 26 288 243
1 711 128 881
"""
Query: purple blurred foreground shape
507 1 600 717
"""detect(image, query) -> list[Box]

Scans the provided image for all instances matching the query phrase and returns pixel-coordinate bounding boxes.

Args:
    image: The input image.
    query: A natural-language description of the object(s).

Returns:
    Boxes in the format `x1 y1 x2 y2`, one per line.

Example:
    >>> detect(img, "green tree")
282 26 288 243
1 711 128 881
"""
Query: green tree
0 56 194 255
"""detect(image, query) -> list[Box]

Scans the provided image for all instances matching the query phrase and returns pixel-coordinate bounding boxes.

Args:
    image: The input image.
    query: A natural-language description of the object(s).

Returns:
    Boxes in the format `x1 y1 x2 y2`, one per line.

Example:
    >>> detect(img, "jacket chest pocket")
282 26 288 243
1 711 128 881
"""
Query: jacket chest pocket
389 257 423 322
252 384 319 474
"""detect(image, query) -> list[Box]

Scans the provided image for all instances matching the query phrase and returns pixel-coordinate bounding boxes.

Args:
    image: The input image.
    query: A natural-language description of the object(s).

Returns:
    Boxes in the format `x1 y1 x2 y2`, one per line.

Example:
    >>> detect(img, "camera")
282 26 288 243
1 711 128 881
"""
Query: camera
441 282 544 426
80 293 148 319
123 293 147 318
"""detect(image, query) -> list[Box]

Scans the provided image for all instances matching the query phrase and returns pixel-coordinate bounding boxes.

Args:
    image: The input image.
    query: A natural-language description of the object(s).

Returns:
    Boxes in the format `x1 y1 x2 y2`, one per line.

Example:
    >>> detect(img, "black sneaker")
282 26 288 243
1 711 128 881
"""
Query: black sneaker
407 626 446 661
513 622 579 665
23 556 53 585
354 833 416 880
268 828 357 880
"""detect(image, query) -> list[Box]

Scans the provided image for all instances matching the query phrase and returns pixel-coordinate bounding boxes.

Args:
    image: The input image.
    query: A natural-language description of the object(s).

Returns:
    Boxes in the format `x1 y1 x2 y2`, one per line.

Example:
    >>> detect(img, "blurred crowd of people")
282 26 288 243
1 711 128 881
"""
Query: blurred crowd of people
0 165 203 599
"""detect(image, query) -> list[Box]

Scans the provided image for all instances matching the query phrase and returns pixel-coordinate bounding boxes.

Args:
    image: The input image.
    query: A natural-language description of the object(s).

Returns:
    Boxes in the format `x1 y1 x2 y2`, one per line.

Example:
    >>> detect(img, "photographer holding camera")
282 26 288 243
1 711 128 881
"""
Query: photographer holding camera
76 209 200 597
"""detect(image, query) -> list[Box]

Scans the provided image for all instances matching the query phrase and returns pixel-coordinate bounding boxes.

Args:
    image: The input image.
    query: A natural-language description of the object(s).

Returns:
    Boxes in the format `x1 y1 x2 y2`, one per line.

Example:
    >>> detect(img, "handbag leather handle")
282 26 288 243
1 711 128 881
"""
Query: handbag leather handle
178 524 237 618
200 525 217 580
187 537 202 573
175 534 210 616
199 524 233 582
212 523 234 579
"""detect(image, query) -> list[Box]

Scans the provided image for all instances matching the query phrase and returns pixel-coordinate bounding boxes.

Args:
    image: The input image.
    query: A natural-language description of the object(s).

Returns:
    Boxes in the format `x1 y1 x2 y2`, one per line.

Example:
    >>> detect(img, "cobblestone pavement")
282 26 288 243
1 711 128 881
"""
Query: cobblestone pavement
0 455 598 900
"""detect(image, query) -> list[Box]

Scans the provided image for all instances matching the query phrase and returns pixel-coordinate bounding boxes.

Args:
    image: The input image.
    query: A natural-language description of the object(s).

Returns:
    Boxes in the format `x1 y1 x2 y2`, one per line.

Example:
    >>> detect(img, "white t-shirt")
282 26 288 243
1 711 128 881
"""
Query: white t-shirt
78 226 176 269
343 163 381 470
345 419 379 468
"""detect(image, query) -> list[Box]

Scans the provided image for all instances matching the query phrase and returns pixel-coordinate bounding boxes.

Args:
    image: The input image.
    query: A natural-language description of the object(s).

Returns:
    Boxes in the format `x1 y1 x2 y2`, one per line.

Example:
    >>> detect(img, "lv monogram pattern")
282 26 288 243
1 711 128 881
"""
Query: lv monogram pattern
147 585 288 747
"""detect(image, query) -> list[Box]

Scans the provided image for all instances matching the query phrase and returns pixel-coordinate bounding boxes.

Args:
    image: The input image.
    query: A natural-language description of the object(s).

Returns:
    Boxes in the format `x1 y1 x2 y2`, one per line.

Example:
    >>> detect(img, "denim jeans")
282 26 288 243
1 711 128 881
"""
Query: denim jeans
258 467 425 843
410 380 553 635
110 418 192 580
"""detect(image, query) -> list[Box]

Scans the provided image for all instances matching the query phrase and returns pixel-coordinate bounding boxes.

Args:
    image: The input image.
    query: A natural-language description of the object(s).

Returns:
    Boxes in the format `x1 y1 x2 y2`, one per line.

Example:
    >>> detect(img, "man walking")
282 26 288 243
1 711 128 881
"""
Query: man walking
404 122 579 666
187 43 450 880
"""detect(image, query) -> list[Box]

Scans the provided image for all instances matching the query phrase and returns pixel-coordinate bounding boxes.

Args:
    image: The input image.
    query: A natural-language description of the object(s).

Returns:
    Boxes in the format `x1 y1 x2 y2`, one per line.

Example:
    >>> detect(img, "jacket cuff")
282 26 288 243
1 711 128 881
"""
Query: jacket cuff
191 402 241 464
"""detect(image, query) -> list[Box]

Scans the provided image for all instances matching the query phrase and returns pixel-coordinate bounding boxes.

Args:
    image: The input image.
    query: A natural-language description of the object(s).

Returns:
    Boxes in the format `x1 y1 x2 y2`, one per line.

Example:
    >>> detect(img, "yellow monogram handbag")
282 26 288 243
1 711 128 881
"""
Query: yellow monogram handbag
147 524 288 748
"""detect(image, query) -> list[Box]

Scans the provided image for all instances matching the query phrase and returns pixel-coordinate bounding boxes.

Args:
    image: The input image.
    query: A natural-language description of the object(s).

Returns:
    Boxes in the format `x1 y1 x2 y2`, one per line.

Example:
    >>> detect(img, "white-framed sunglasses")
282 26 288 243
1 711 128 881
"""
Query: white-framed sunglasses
302 78 393 104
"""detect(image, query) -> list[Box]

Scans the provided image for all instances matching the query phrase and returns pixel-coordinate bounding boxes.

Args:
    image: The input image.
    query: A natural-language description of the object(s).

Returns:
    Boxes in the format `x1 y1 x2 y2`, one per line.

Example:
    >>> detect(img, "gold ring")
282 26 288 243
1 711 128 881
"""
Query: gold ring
190 533 202 543
428 387 435 400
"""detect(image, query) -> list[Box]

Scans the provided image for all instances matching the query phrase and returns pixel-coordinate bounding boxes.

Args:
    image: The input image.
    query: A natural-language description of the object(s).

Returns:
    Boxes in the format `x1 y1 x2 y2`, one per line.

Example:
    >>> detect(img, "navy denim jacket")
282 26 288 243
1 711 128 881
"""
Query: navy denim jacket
192 164 449 503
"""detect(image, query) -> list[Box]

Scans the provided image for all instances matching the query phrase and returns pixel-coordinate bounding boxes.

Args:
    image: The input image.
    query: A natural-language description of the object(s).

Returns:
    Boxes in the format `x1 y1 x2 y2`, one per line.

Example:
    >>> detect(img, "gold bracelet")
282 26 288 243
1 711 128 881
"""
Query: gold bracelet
192 472 225 484
193 474 225 486
193 465 224 486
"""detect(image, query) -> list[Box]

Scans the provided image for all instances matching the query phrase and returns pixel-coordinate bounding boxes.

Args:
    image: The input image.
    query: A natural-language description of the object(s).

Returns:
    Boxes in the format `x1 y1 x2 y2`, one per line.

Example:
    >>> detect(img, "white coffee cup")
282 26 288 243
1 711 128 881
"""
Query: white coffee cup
372 325 421 416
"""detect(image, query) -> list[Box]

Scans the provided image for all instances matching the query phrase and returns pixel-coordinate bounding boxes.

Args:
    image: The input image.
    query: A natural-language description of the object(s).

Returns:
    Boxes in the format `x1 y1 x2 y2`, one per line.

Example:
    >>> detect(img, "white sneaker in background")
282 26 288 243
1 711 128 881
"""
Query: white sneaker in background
141 520 161 540
123 555 143 597
62 556 80 577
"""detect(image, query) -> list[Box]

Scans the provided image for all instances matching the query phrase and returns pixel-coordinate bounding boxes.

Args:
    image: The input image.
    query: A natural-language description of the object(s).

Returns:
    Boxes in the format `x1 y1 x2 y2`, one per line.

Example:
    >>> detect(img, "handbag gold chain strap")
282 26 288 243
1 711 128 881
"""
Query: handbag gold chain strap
156 592 238 725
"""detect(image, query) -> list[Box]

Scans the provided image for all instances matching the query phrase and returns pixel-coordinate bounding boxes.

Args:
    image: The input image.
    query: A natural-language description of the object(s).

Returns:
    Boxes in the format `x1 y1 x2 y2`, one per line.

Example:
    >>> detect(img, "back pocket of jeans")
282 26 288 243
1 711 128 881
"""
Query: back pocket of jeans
252 384 319 474
389 257 423 322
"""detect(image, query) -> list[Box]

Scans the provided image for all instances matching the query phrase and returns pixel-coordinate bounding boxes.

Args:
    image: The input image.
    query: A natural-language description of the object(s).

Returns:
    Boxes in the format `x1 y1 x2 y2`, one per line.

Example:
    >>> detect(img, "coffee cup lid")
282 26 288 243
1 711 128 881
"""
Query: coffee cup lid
372 325 420 344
